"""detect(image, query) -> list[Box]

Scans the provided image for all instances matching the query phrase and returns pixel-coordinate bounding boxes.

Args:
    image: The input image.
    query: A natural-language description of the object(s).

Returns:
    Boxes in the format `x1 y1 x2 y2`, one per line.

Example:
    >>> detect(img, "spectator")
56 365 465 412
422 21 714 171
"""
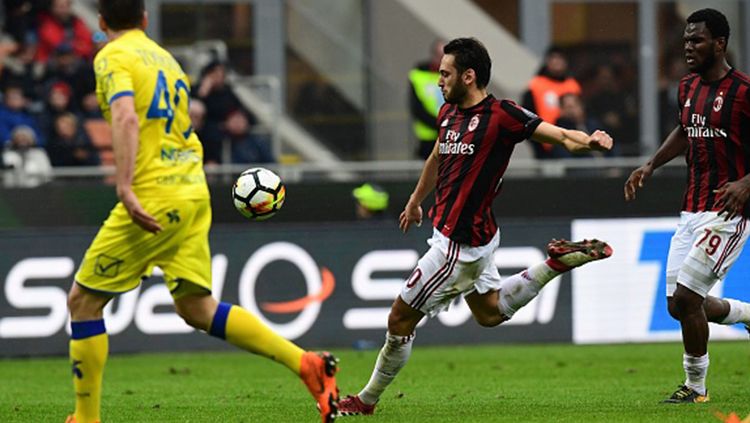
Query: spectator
2 0 40 46
43 42 96 110
39 80 74 136
409 39 445 159
188 98 220 164
35 0 92 64
352 182 389 220
189 98 207 133
522 46 582 159
46 111 98 166
659 55 688 139
0 83 43 146
46 81 75 114
2 124 51 187
555 93 613 157
557 93 591 131
0 33 19 78
194 60 260 160
224 109 273 164
0 37 44 102
587 64 637 155
78 89 102 120
76 31 106 120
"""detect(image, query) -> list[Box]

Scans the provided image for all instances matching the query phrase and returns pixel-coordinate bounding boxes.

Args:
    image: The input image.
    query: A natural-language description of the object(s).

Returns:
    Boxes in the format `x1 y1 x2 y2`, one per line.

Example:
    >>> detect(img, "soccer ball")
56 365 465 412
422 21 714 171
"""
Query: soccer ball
232 167 285 220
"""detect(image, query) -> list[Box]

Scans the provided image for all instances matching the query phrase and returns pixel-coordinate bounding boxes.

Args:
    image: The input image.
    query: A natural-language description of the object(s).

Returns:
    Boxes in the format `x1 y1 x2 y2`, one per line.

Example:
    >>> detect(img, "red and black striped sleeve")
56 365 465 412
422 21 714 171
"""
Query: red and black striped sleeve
497 99 543 143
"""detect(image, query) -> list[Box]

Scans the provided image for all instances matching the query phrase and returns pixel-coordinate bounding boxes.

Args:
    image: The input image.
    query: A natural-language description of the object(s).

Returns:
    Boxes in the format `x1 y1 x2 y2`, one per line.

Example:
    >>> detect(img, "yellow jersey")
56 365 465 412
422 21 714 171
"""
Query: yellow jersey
94 29 209 200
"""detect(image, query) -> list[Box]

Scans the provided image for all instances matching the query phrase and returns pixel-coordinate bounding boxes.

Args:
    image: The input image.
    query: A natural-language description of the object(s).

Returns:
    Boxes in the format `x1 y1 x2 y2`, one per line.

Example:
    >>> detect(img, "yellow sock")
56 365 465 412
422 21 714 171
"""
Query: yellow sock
209 302 304 374
70 320 108 423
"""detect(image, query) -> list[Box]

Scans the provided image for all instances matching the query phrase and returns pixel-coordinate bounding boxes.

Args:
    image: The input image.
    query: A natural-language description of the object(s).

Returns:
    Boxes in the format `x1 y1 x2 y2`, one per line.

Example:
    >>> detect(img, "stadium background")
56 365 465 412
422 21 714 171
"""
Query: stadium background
2 0 750 358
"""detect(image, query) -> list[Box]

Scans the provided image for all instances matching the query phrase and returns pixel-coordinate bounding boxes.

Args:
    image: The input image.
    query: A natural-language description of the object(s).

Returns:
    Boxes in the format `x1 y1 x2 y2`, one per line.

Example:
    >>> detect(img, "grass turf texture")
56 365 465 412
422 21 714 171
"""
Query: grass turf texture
2 341 749 422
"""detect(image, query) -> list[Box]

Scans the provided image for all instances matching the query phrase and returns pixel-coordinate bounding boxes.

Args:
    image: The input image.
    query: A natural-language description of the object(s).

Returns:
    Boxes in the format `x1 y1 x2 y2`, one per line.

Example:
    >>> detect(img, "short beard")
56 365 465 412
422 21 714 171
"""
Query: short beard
693 52 717 75
444 83 468 105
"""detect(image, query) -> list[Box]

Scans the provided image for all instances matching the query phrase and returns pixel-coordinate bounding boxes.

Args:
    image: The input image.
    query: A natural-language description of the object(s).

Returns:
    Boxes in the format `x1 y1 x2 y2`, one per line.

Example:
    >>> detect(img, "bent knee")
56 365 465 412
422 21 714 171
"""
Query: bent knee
671 287 704 314
387 305 421 336
667 298 680 320
174 294 218 331
387 311 411 334
67 289 84 314
174 303 213 330
67 284 109 319
473 313 504 327
175 308 205 329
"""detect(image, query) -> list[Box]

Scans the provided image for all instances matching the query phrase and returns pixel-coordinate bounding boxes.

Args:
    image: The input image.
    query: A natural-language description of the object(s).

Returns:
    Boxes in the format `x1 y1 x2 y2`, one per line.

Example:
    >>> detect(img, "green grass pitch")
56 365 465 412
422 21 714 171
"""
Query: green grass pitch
2 341 749 422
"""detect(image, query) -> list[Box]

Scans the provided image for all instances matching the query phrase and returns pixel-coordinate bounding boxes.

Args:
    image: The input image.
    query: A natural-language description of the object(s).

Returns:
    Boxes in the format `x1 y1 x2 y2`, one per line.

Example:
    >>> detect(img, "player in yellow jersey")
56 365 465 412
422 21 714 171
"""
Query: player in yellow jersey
65 2 339 422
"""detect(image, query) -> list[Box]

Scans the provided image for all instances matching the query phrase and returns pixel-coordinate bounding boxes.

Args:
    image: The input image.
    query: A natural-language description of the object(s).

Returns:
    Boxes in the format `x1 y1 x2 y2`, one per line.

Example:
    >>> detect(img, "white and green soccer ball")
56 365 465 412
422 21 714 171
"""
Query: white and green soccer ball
232 167 286 220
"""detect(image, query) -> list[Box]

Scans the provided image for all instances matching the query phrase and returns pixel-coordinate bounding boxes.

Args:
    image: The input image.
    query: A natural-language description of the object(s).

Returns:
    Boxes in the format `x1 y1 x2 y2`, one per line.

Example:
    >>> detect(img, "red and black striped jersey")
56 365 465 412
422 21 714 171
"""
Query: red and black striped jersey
428 95 541 246
678 68 750 216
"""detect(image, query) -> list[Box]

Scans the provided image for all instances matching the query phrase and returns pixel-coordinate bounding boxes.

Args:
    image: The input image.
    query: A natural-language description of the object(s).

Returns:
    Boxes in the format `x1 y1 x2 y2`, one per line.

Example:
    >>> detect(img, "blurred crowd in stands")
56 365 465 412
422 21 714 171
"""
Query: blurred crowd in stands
408 37 687 161
519 42 689 160
520 46 639 159
0 1 700 187
517 4 690 160
408 3 692 161
0 0 273 188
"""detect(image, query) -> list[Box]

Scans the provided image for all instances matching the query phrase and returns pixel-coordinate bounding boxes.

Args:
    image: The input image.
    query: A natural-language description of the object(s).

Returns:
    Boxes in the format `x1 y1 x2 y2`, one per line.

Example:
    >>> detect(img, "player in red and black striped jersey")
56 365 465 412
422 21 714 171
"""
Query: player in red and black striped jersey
410 55 611 247
625 8 750 404
429 96 540 246
677 67 750 215
338 37 614 417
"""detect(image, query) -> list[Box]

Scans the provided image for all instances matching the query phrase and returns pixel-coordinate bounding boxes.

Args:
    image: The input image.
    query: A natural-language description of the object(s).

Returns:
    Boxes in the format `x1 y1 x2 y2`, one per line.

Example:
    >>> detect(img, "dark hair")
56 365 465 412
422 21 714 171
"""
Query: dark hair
544 45 566 59
98 0 144 31
537 45 569 76
443 38 491 89
199 59 226 78
559 92 581 105
687 8 730 45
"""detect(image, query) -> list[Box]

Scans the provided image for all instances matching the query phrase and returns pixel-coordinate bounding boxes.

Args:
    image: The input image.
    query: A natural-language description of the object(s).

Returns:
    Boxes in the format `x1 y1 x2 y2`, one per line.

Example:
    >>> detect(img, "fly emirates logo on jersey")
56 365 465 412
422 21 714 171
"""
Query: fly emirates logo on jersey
439 129 475 155
684 112 728 138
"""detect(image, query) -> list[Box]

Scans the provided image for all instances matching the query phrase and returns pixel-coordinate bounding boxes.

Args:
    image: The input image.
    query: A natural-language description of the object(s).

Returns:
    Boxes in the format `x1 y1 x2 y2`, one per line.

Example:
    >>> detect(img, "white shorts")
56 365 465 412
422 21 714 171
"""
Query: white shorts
666 211 749 297
400 228 501 317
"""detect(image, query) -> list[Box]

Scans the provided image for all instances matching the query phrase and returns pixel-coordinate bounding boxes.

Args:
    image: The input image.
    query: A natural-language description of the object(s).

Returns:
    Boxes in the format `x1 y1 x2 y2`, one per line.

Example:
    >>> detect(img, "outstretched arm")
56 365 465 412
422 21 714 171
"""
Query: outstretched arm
530 121 613 154
624 125 687 201
400 140 439 233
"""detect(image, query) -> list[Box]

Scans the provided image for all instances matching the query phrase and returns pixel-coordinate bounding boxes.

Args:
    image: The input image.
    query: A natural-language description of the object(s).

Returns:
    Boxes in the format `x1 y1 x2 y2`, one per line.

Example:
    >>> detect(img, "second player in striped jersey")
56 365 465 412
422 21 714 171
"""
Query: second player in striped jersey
625 8 750 404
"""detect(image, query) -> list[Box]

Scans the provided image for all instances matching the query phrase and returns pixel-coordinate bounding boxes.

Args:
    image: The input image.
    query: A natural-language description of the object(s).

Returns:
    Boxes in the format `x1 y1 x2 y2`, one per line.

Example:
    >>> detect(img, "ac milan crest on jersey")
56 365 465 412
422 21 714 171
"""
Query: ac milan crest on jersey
678 69 750 216
468 115 480 131
429 96 541 246
713 93 724 112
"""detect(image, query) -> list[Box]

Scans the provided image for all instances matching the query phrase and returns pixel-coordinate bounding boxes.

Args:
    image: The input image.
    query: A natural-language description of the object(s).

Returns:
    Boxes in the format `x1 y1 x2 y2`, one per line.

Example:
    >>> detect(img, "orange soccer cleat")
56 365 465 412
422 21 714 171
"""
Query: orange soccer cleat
300 351 340 422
